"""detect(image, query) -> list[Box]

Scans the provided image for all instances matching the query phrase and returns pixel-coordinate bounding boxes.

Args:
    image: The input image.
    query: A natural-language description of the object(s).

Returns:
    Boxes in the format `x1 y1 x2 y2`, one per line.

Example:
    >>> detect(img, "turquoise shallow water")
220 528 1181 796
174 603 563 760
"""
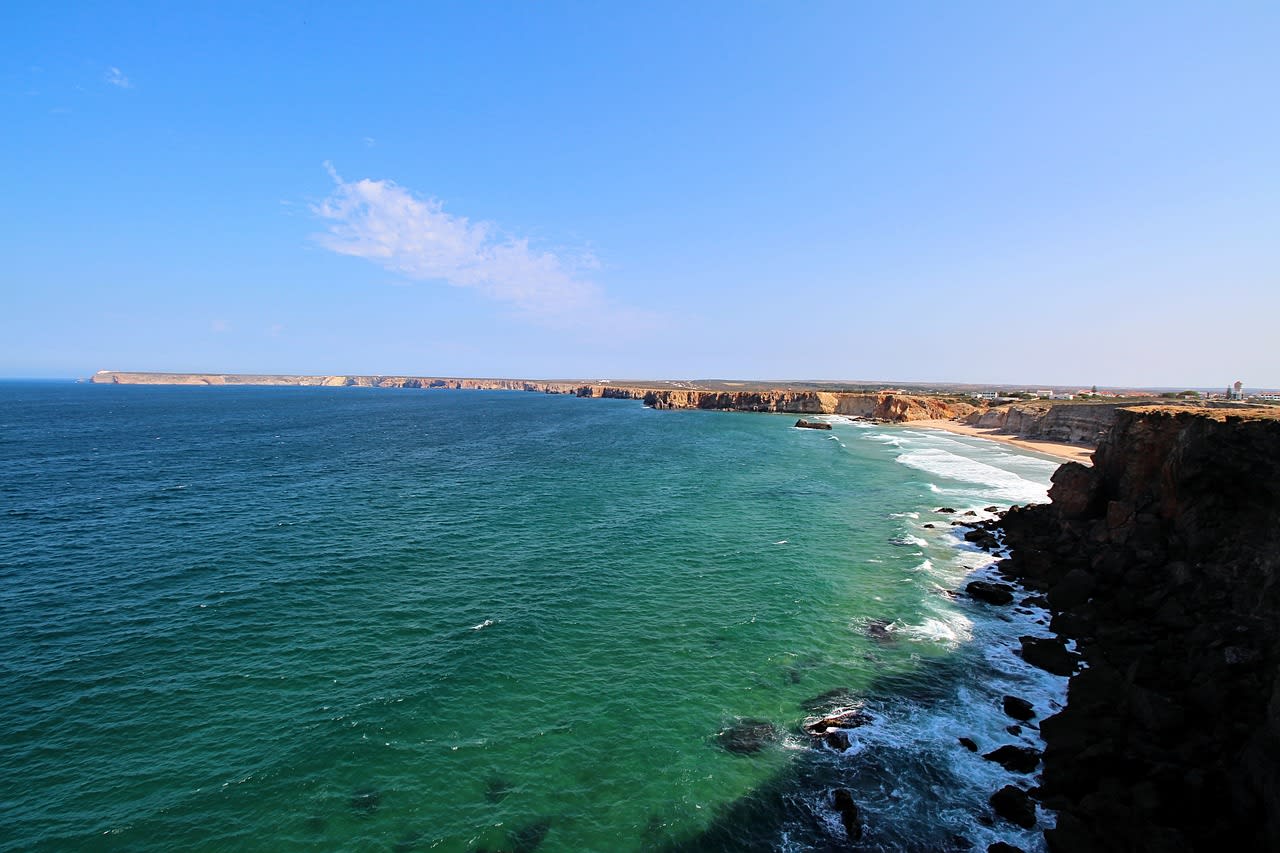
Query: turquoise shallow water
0 384 1065 851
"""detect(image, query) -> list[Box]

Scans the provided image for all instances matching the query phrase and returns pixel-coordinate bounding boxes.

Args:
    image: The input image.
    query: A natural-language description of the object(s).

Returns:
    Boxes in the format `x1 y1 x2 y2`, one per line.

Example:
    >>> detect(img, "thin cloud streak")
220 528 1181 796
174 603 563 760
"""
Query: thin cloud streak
104 66 132 88
312 164 640 327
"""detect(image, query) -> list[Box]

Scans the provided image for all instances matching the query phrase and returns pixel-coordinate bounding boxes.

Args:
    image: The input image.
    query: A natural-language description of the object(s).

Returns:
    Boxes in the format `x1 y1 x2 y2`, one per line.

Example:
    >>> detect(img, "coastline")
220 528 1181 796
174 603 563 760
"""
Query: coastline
908 418 1094 465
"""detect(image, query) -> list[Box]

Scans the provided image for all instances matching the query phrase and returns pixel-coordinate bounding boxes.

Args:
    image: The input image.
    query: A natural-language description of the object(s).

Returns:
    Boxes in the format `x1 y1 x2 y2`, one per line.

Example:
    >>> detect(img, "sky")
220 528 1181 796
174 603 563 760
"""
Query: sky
3 1 1278 387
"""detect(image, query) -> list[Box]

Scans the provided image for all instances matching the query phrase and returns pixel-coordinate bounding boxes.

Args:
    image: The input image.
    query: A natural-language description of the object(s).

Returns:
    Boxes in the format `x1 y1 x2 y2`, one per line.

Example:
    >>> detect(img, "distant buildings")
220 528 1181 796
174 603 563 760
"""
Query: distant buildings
1229 380 1245 400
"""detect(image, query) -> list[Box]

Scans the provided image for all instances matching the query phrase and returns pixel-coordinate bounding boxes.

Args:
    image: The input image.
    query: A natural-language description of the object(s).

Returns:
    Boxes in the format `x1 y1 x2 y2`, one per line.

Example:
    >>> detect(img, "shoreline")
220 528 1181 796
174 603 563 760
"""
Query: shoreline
907 419 1094 465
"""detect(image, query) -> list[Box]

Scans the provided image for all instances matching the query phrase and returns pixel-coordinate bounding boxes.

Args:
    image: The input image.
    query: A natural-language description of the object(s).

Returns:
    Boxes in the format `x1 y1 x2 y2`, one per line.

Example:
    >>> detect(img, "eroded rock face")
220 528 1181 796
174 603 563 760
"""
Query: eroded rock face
997 407 1280 852
641 389 977 421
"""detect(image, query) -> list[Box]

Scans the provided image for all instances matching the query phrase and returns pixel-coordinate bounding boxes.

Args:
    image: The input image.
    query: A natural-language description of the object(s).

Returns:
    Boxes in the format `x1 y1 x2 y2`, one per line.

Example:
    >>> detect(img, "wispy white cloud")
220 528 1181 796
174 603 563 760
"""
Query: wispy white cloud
312 163 632 326
105 66 132 88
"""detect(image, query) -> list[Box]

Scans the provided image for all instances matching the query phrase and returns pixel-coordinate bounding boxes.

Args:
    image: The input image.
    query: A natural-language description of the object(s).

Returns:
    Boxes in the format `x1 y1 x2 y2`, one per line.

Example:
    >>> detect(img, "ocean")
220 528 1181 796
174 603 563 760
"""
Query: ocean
0 382 1066 852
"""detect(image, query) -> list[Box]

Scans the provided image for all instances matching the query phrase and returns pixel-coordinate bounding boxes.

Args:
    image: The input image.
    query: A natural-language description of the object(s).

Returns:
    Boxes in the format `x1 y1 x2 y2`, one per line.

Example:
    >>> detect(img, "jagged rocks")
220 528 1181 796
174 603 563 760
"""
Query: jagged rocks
963 527 1002 551
989 785 1036 829
1019 636 1082 676
1047 568 1096 610
1002 696 1036 721
803 707 873 738
968 580 1015 605
983 745 1042 773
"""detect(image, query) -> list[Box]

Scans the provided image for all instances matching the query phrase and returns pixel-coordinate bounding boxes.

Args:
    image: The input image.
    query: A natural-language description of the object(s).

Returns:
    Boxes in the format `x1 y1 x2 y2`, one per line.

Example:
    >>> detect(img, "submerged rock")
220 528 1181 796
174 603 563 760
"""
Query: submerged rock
350 787 381 816
831 788 862 841
801 687 858 711
716 719 778 754
485 777 513 803
509 818 552 853
795 419 832 430
959 736 978 752
865 619 896 643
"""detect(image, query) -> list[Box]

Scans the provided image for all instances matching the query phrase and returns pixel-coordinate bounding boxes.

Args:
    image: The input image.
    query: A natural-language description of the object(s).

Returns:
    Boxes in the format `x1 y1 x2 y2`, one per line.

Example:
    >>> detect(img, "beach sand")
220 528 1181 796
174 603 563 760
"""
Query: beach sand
909 418 1095 465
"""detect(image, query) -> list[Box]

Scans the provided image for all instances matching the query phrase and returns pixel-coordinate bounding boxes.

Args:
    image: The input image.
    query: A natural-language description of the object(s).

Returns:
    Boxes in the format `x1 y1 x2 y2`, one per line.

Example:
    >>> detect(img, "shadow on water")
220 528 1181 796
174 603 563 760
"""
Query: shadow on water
657 654 1022 852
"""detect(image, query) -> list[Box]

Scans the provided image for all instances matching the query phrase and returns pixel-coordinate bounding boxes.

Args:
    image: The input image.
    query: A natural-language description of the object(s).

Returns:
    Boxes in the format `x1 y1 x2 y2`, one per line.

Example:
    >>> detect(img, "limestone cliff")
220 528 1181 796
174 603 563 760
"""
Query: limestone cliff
965 403 1123 444
642 389 976 422
995 406 1280 851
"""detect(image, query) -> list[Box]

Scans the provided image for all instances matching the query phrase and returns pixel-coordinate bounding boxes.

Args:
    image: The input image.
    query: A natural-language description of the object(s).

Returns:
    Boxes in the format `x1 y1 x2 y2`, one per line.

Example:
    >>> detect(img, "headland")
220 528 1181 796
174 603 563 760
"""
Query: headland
970 405 1280 850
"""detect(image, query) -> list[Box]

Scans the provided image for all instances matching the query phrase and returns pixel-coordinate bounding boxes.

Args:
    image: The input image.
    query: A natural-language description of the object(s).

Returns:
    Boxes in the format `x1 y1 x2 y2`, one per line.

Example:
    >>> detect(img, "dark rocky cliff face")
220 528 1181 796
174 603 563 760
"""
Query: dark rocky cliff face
996 407 1280 851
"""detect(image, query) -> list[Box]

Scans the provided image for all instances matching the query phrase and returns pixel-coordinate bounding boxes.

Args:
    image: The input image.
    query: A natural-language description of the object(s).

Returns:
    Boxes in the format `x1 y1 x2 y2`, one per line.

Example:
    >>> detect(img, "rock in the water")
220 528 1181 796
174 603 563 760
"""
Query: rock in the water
716 719 777 754
832 788 862 841
959 736 978 752
865 619 896 643
825 730 851 751
967 580 1015 605
509 818 552 853
983 745 1042 773
990 785 1036 829
1002 695 1036 721
936 507 957 513
1018 636 1082 676
795 419 832 430
1006 724 1022 736
804 707 873 737
485 777 513 803
988 843 1025 853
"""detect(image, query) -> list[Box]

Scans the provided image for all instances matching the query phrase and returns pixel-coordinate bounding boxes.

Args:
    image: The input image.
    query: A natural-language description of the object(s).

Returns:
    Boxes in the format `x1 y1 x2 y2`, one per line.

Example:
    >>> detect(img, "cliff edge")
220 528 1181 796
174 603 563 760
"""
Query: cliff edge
996 406 1280 851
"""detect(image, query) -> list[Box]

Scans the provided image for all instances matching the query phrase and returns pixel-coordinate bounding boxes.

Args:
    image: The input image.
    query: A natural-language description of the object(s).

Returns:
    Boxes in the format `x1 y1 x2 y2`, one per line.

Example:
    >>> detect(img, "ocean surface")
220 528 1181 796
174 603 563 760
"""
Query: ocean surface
0 383 1067 852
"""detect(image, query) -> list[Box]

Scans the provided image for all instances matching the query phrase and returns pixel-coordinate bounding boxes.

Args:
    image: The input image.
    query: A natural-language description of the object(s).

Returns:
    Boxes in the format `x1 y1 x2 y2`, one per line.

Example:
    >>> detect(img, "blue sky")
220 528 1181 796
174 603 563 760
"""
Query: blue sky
4 2 1278 387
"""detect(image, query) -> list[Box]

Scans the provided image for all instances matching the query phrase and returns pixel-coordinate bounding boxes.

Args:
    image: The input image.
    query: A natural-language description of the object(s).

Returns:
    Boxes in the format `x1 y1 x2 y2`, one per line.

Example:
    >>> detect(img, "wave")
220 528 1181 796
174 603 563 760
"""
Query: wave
896 448 1049 504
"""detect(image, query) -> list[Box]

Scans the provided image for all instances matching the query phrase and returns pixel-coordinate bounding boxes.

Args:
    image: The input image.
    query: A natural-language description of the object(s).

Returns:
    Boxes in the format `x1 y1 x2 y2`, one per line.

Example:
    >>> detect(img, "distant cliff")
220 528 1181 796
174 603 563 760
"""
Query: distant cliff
996 406 1280 851
90 370 606 394
642 389 977 421
89 372 976 422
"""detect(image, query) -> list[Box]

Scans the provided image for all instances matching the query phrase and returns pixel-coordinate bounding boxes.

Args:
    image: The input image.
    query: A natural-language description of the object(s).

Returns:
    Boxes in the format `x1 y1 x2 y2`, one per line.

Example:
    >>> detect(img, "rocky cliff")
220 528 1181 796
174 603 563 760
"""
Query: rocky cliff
995 406 1280 851
642 389 976 421
90 372 976 422
965 403 1124 444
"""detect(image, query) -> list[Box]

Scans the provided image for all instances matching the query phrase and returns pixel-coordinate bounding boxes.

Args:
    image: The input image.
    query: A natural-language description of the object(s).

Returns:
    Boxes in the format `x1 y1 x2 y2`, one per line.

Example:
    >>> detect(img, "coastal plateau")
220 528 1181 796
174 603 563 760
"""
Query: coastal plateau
988 406 1280 851
89 371 980 422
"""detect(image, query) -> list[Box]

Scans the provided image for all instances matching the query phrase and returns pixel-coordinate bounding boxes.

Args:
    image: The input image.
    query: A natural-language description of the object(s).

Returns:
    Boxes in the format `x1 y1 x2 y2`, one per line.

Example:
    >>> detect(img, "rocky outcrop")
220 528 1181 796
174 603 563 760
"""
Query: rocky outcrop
965 403 1123 444
995 406 1280 851
643 389 976 422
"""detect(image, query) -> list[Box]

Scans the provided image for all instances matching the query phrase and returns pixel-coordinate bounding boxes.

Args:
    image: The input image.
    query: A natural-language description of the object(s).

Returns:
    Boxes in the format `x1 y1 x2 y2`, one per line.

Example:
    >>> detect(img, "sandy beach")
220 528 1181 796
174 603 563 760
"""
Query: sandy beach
909 418 1095 465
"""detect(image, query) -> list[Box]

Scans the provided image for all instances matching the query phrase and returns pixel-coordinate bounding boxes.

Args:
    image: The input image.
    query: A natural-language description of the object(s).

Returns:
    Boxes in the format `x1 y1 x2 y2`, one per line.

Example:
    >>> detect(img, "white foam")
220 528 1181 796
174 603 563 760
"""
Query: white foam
896 448 1049 504
470 619 496 631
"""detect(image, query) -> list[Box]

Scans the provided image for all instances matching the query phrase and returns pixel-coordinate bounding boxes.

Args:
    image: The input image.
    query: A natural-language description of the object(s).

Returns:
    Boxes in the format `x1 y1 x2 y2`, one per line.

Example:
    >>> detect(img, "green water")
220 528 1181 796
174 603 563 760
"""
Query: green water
0 384 1063 851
